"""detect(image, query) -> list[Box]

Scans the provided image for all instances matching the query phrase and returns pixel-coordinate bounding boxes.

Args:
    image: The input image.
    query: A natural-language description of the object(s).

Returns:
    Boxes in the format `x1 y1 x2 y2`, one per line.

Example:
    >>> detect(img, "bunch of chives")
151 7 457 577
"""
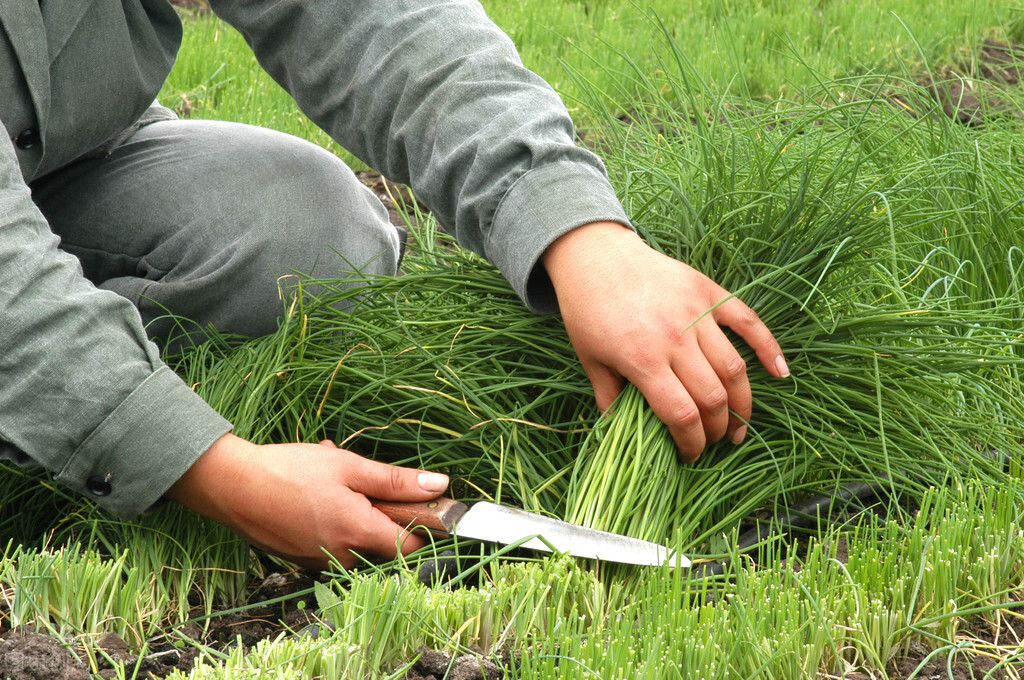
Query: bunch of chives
563 44 1024 550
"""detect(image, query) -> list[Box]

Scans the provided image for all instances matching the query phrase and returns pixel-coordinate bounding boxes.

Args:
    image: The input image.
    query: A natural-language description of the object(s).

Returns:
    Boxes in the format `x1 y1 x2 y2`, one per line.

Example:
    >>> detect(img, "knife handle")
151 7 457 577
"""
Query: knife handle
371 497 468 536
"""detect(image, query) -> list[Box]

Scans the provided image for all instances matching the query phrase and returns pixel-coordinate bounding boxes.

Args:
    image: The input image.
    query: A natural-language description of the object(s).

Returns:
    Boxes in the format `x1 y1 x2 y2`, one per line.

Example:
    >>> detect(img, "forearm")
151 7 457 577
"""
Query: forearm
211 0 630 311
0 134 230 515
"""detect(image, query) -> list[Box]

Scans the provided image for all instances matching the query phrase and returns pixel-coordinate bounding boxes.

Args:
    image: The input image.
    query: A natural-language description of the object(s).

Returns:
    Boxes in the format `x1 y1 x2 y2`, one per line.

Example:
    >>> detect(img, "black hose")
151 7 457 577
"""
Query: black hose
689 477 890 581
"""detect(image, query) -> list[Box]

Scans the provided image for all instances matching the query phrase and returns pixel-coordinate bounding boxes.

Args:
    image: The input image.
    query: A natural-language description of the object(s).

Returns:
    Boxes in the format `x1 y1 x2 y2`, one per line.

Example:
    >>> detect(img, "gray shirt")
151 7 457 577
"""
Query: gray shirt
0 0 629 515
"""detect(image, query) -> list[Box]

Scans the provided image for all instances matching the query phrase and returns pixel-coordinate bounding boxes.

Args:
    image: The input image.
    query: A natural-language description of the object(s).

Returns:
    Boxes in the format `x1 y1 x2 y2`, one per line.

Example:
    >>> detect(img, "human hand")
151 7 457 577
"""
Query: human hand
166 434 449 569
542 221 789 462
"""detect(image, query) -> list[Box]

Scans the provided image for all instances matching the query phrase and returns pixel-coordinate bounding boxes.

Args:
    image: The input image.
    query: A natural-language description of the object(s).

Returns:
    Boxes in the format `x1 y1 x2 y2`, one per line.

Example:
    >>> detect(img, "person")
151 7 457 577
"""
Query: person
0 0 788 570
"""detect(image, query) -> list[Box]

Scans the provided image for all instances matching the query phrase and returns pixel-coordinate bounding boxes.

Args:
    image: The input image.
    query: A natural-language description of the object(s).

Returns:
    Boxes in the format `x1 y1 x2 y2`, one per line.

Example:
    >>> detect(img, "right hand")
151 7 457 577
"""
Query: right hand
165 434 449 569
542 222 789 461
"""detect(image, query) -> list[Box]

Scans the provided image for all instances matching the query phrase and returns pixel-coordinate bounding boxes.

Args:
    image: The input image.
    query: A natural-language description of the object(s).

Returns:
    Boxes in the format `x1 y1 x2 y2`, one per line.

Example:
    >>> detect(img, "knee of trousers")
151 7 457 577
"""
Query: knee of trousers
245 159 403 294
34 118 404 348
144 153 403 344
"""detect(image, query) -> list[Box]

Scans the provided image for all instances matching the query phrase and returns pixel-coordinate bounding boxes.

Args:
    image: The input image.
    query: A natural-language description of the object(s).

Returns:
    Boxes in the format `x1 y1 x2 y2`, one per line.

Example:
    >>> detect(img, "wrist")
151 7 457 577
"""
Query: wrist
542 221 639 290
165 432 254 522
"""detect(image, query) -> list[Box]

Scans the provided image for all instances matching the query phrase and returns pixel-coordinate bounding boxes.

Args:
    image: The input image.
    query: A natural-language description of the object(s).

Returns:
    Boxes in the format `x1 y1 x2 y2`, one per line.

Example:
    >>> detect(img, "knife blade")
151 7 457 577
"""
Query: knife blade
372 497 688 568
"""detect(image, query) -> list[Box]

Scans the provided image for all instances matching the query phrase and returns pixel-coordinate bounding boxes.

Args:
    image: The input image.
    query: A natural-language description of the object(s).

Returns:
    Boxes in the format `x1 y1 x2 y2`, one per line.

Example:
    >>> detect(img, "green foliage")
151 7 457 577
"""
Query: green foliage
486 0 1024 108
0 542 160 644
167 634 372 679
314 556 610 668
563 35 1024 554
159 482 1024 679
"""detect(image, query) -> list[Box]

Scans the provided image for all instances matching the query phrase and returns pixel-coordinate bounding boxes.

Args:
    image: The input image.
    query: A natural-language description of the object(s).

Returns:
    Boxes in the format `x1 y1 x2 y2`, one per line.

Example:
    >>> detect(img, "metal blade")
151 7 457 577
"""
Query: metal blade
452 502 689 568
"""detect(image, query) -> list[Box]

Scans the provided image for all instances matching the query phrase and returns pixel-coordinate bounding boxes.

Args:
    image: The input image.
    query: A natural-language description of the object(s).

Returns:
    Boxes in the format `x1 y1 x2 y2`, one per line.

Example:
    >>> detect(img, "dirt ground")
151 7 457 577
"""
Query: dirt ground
0 568 321 679
885 612 1024 680
0 575 1020 679
169 0 209 12
0 565 516 679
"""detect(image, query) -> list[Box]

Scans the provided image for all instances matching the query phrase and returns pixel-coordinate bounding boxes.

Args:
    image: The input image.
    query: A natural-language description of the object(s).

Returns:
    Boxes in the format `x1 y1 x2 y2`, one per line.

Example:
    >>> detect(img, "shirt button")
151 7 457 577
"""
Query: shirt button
85 476 112 496
15 128 39 149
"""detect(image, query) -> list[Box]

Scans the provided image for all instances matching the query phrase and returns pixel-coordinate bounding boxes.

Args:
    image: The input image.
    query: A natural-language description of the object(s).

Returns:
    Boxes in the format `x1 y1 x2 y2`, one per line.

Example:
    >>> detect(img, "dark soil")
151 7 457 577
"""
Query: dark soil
2 583 1020 679
888 613 1024 680
400 646 519 680
354 169 425 229
919 39 1024 125
0 565 516 679
0 632 90 680
0 567 321 679
891 644 1008 680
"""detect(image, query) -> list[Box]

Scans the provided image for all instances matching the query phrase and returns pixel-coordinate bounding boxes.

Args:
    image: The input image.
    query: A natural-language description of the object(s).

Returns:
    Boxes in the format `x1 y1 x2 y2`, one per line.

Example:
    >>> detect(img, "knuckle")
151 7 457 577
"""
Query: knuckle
389 465 409 493
702 386 729 414
722 354 747 382
724 303 764 336
624 345 660 376
734 303 760 327
660 317 692 341
669 401 702 429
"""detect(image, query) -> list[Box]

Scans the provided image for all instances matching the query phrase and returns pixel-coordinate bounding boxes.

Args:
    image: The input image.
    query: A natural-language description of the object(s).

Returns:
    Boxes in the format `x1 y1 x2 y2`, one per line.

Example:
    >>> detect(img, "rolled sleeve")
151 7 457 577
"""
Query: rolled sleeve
57 367 230 516
488 161 631 314
212 0 633 313
0 130 230 517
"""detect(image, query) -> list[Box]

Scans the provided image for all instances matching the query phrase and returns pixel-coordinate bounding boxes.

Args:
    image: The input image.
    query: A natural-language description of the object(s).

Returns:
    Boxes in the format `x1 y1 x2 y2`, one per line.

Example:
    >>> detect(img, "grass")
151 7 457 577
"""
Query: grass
489 1 1024 120
151 482 1024 679
2 2 1024 677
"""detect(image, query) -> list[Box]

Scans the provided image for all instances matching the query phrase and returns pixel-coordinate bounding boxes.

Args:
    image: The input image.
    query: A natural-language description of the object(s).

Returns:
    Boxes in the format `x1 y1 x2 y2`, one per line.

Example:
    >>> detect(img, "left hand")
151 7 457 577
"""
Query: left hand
166 434 448 570
542 221 789 462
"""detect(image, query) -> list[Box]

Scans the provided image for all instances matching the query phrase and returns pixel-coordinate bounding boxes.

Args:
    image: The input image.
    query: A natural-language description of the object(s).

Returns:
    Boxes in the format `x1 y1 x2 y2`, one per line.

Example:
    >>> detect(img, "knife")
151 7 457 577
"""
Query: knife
372 497 688 568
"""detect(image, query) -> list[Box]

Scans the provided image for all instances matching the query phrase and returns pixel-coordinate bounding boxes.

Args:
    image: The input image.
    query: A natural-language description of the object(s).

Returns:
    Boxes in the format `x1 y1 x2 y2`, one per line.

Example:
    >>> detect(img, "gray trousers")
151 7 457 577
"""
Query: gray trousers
30 119 403 348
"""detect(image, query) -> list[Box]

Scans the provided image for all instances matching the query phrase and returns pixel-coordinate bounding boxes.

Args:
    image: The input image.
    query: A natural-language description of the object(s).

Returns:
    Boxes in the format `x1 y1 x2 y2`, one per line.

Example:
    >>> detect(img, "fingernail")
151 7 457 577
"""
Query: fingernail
775 355 790 378
418 472 449 493
730 424 747 444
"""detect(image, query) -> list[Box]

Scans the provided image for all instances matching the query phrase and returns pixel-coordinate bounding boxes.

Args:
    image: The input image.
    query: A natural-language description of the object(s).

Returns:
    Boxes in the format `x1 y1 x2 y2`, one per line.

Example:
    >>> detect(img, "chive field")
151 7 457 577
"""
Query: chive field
2 2 1024 678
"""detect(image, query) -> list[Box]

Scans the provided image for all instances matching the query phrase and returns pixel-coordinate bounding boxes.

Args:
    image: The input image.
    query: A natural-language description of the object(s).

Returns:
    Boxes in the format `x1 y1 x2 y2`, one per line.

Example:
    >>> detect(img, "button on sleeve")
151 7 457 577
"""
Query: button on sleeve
85 475 112 496
0 129 232 517
14 128 39 149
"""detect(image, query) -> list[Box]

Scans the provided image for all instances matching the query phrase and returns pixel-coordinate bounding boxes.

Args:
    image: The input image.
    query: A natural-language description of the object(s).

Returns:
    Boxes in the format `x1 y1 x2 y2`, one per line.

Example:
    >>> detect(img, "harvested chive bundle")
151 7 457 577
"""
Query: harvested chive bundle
563 55 1024 549
565 302 1022 548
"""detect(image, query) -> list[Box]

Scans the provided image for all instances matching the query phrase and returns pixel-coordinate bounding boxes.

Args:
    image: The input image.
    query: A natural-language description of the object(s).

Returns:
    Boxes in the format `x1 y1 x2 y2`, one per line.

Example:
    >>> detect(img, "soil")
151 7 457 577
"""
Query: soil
0 567 323 679
914 39 1024 126
1 568 1020 679
890 644 1008 680
354 169 425 230
886 613 1024 680
400 646 519 680
168 0 209 13
0 632 90 680
0 565 518 679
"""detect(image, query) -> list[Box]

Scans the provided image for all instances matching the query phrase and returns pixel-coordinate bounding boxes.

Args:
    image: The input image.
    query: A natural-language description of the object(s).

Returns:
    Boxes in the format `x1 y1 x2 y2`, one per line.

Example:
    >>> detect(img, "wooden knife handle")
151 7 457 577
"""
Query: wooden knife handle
371 497 469 535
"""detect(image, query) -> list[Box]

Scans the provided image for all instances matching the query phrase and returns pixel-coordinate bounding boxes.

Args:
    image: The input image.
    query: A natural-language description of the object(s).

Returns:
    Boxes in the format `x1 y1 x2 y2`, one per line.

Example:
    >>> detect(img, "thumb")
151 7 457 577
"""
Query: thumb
585 362 626 413
319 440 449 501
